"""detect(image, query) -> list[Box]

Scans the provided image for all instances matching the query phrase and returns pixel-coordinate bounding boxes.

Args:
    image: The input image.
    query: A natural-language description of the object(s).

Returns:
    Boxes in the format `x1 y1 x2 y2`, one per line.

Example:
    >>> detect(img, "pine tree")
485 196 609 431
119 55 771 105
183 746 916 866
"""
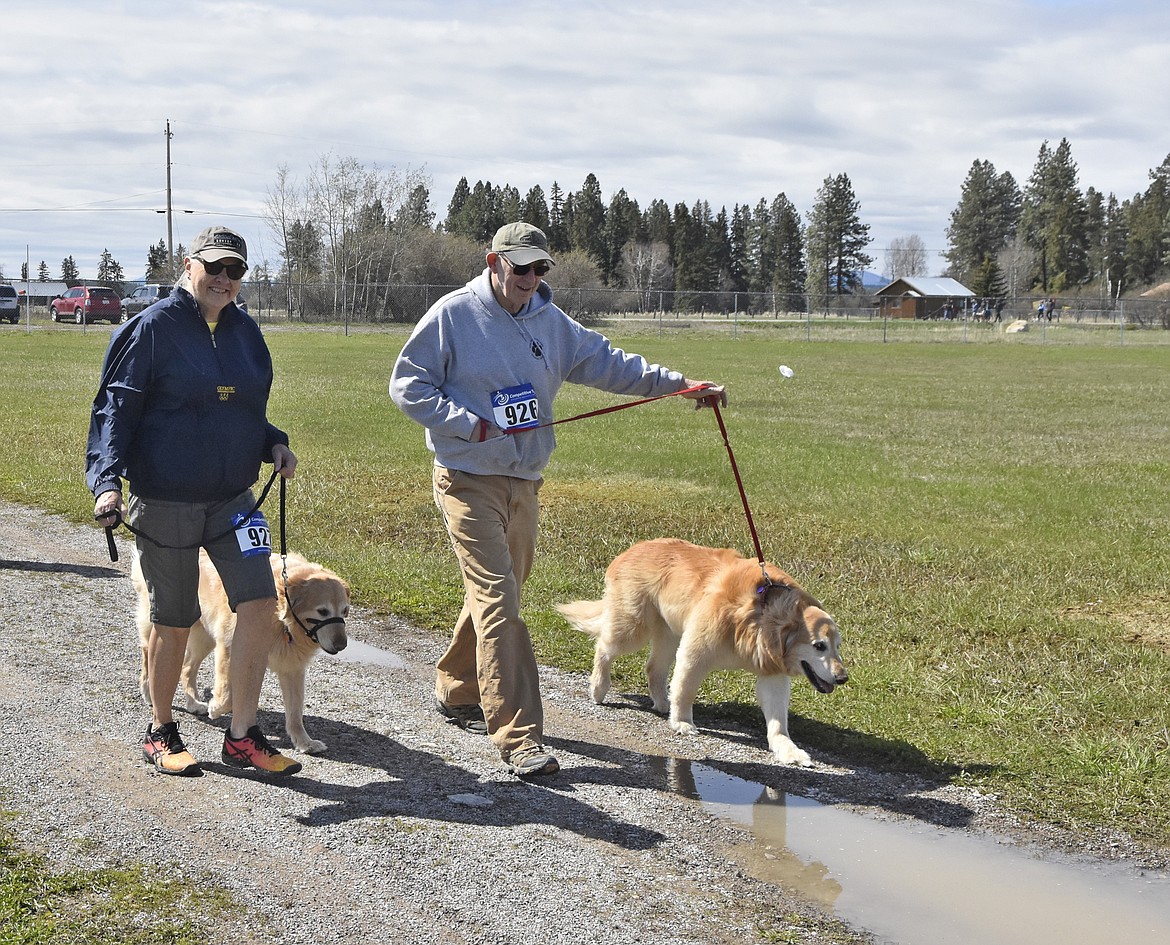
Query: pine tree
710 205 733 296
945 160 1021 282
1021 138 1090 291
547 182 568 254
519 186 550 232
602 188 642 286
1123 153 1170 287
642 199 673 253
37 260 50 281
61 256 80 286
569 174 607 269
728 204 751 295
805 173 872 299
97 249 125 291
444 177 471 236
397 184 435 230
498 185 522 226
770 194 806 302
970 253 1007 301
146 240 170 282
744 199 772 295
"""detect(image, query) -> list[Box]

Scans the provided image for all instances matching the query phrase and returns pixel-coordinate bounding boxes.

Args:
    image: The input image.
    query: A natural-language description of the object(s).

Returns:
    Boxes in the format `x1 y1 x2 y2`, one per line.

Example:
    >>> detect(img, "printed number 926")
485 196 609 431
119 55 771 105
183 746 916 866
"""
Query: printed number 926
504 400 538 426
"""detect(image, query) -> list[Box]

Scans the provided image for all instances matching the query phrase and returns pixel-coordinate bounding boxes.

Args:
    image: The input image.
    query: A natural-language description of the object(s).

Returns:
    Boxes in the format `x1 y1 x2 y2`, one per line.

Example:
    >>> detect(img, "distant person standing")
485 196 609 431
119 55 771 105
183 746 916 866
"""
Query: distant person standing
87 225 302 779
390 222 726 778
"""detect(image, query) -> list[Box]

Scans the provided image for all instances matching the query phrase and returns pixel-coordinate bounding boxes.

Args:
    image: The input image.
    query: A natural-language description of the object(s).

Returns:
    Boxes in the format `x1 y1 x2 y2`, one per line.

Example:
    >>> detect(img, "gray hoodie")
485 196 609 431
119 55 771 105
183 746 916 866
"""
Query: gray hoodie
390 270 686 480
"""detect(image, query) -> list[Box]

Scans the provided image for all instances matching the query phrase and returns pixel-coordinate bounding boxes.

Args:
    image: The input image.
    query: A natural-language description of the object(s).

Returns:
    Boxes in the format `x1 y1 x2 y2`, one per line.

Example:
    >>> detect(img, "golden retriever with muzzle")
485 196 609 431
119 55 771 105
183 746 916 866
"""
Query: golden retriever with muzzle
132 550 350 754
557 538 847 766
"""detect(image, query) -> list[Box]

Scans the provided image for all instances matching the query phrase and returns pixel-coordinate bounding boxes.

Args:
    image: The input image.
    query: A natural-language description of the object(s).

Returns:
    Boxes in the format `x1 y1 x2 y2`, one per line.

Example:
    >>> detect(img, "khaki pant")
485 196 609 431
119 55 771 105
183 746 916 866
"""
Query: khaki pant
432 465 543 757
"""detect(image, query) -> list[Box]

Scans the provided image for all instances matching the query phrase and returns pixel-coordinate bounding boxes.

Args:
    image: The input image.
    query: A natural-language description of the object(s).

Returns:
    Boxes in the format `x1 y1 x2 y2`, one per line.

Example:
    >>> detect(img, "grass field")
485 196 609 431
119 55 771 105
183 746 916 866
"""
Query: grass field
1 320 1167 848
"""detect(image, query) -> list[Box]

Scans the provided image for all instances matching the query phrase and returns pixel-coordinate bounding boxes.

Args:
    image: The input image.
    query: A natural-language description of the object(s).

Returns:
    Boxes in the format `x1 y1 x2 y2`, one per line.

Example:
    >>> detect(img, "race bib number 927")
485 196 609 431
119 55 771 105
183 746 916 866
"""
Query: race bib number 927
232 510 271 557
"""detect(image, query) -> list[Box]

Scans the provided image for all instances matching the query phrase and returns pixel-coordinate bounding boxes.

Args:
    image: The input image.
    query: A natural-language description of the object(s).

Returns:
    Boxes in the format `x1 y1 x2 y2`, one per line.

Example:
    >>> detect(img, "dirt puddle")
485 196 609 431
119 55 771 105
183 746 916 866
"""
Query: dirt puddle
651 757 1170 945
326 638 406 669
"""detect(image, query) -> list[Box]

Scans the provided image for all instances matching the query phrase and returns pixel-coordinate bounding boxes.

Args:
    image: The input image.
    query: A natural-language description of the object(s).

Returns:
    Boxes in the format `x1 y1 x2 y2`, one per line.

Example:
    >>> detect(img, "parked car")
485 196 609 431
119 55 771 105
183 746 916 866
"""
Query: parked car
50 286 123 324
0 284 19 324
120 283 171 320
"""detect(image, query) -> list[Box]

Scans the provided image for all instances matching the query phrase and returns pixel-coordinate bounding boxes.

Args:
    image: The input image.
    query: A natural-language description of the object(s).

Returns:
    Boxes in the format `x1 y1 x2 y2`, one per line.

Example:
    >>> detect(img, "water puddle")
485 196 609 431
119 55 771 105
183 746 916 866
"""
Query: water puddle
325 638 405 670
651 757 1170 945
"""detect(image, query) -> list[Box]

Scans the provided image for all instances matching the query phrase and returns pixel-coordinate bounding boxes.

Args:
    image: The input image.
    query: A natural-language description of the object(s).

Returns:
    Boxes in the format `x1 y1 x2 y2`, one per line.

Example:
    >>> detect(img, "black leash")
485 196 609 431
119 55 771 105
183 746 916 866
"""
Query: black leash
100 468 281 563
274 476 344 645
101 470 341 645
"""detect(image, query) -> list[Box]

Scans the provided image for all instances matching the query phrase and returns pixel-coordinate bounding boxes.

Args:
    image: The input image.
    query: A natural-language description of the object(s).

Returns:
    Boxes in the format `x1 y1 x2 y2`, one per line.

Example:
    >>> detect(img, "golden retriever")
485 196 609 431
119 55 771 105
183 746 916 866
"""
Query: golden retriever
132 550 350 754
557 538 847 766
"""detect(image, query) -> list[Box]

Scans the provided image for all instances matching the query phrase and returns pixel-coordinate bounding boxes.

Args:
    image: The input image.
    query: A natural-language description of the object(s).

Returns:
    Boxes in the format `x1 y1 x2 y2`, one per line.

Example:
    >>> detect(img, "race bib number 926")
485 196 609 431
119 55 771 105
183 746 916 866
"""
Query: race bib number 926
491 383 540 431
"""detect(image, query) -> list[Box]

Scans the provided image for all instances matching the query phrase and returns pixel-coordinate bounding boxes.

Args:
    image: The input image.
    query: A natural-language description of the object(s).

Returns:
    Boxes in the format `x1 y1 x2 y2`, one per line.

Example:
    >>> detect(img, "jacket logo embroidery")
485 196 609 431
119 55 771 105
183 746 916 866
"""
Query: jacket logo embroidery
218 386 236 401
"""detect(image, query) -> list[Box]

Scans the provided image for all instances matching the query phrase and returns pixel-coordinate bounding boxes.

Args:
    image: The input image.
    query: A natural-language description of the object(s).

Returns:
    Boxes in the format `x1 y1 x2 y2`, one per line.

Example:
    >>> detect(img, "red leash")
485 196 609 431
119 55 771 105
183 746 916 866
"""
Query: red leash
708 400 768 578
511 383 711 429
513 385 770 579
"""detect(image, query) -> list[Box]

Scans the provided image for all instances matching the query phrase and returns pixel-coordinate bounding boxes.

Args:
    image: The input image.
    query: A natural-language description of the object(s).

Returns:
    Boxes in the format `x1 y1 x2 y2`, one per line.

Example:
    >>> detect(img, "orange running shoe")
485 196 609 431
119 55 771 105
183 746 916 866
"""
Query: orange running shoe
221 725 302 777
142 722 201 777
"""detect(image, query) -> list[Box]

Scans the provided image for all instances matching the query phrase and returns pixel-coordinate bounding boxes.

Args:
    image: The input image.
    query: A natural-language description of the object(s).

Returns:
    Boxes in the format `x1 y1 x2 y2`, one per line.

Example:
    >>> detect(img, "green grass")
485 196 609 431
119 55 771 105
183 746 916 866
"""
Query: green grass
0 815 233 944
2 321 1168 849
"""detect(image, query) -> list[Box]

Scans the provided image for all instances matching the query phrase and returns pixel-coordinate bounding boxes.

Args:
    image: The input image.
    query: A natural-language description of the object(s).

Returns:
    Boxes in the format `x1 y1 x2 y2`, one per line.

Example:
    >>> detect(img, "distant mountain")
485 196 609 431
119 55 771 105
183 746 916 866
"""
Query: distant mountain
860 270 888 289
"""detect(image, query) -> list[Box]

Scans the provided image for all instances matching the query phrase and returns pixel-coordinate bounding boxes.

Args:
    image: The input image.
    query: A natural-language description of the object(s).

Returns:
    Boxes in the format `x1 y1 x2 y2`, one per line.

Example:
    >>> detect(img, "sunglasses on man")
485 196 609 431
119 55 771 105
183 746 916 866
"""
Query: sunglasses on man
500 255 550 278
196 257 248 280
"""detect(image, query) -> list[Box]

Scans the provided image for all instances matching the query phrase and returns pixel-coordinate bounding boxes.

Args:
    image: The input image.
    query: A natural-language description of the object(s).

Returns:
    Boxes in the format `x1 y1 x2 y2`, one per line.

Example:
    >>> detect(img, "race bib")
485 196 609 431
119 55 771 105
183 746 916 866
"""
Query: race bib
491 383 540 431
232 510 271 557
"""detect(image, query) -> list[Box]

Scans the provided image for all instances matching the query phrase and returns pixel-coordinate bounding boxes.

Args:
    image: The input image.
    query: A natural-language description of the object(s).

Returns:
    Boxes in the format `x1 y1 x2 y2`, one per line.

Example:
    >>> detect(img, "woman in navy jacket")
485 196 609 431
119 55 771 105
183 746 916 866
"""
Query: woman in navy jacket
87 225 301 779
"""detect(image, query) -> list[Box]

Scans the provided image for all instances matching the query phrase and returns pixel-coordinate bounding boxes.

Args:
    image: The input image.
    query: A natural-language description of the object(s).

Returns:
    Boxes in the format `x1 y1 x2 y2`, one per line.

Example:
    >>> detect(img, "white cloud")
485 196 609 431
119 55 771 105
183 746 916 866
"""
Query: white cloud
1 0 1167 278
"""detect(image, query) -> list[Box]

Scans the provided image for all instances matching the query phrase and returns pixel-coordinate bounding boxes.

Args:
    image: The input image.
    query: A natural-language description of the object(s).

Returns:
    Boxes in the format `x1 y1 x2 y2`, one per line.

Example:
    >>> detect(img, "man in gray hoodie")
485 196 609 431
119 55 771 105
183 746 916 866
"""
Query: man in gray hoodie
390 222 725 777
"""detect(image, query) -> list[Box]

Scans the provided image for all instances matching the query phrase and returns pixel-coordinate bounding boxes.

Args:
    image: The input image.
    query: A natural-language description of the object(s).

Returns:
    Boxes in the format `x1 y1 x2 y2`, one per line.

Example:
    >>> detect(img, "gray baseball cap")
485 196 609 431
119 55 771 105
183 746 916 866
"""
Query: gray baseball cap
190 225 248 264
491 222 555 266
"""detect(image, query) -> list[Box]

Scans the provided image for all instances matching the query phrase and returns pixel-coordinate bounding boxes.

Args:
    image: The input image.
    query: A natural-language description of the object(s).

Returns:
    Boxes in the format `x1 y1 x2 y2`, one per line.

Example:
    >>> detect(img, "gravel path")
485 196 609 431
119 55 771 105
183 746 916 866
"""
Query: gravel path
0 502 1162 944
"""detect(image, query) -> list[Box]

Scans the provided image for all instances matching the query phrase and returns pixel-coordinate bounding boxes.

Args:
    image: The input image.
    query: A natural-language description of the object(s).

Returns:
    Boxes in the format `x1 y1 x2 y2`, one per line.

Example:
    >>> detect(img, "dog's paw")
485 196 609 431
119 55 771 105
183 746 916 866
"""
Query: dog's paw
588 678 610 704
771 742 813 767
295 738 327 755
207 697 230 719
670 719 700 737
184 696 210 716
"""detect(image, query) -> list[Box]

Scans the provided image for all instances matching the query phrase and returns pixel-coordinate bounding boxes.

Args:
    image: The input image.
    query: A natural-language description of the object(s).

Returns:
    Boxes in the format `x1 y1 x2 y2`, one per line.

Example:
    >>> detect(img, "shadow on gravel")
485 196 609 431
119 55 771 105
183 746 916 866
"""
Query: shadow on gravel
226 710 667 851
551 696 997 830
0 558 123 579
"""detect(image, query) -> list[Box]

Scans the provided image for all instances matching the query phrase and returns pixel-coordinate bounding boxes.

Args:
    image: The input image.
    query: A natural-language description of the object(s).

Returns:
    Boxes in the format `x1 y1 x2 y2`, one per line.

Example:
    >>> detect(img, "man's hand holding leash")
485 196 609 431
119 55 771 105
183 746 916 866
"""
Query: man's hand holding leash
681 379 728 410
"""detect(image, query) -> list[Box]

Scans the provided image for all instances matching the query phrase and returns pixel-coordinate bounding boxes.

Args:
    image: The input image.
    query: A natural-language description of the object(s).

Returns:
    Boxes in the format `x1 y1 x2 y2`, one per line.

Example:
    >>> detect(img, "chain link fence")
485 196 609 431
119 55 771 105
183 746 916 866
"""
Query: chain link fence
236 280 1170 338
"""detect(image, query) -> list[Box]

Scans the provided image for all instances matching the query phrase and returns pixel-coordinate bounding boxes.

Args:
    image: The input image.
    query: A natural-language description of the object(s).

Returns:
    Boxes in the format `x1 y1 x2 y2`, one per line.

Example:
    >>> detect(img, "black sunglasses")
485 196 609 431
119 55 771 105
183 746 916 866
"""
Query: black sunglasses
501 255 550 278
196 257 248 280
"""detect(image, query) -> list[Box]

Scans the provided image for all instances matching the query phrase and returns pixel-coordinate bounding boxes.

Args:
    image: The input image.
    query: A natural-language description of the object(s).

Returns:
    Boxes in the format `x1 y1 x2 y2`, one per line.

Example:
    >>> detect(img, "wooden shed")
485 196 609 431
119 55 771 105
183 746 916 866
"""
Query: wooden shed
874 277 975 320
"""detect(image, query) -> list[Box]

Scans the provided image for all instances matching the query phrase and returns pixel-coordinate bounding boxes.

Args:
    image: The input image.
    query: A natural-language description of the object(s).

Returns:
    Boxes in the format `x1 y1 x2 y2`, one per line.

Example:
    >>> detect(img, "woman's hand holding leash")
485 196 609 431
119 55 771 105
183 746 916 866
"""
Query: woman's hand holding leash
94 490 124 527
272 443 298 479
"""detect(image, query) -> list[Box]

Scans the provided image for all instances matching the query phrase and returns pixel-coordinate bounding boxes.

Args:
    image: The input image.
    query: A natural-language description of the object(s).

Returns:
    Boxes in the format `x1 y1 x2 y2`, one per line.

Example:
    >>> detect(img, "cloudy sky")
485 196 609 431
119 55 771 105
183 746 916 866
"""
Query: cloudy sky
2 0 1166 281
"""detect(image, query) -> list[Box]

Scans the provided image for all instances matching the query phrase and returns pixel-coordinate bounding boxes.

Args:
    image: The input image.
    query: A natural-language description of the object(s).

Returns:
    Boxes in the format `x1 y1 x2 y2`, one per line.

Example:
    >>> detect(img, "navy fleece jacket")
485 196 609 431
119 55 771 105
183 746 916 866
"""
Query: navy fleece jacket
85 287 288 503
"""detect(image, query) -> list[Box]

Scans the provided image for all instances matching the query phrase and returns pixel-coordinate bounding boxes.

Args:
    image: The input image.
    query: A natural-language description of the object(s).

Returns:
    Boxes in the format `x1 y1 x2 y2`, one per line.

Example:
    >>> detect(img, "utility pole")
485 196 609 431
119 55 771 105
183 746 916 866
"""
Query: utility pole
165 120 174 270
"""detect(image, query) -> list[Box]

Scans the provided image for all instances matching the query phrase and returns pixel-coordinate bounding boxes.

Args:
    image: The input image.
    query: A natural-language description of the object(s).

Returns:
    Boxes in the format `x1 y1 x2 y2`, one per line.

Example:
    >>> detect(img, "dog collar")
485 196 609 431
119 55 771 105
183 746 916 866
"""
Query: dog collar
757 575 792 596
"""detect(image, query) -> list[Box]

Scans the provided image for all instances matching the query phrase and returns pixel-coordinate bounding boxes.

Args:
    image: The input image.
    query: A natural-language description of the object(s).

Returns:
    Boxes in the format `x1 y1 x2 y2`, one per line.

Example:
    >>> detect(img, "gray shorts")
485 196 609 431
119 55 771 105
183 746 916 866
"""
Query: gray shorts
129 490 277 627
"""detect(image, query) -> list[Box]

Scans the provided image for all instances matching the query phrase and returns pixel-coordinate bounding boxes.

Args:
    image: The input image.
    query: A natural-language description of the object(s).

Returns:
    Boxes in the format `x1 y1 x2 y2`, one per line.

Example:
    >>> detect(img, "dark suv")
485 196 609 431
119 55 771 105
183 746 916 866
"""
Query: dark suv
120 283 171 320
0 284 18 324
50 286 123 324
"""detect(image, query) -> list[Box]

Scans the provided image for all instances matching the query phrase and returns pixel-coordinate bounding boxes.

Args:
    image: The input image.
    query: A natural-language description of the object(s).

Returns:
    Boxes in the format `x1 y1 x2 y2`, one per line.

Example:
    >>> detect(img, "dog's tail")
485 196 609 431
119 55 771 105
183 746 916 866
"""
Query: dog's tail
556 599 606 638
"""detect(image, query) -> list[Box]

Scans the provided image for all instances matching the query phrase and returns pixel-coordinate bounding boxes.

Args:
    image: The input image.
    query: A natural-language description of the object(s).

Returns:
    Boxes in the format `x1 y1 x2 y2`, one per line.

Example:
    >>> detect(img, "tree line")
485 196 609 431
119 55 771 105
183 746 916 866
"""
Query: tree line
18 139 1170 320
256 139 1170 320
946 139 1170 304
